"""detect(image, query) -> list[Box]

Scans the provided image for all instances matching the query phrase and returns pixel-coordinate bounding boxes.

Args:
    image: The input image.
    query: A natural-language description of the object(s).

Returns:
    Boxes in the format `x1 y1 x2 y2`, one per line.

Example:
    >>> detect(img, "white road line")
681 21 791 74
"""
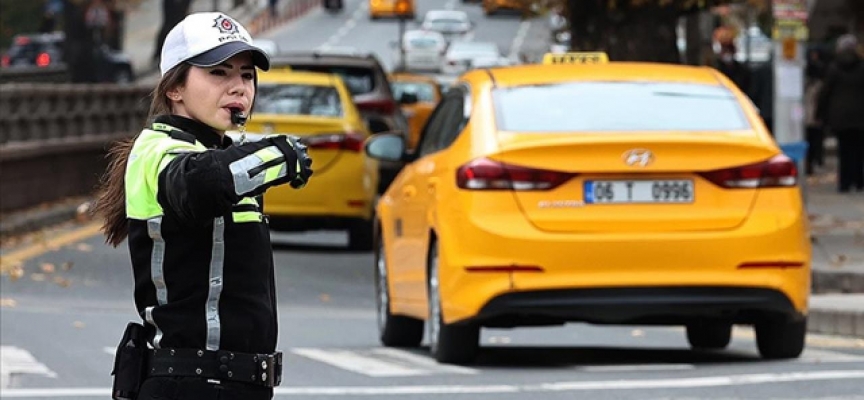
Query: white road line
508 20 532 60
291 348 427 377
0 346 57 389
579 364 695 373
369 348 479 374
319 0 366 50
3 370 864 397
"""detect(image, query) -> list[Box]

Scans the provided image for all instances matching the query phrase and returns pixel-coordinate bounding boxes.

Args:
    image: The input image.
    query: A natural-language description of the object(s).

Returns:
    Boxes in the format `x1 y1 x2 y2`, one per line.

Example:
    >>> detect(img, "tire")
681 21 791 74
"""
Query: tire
755 317 806 359
686 321 732 350
348 218 374 251
427 240 480 364
376 235 424 347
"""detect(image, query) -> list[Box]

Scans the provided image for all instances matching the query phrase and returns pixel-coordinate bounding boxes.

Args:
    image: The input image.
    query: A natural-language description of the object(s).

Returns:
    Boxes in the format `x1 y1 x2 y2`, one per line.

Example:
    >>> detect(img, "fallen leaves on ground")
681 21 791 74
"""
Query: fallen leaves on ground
0 298 17 308
8 265 25 281
76 243 93 252
40 263 55 274
318 293 331 302
61 261 73 271
30 273 46 282
53 276 71 288
73 321 85 329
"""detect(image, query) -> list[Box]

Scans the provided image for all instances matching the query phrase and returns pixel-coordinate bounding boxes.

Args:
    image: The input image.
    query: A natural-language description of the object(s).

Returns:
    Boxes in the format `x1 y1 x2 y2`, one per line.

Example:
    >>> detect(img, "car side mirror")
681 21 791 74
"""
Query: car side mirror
399 92 419 105
365 132 406 162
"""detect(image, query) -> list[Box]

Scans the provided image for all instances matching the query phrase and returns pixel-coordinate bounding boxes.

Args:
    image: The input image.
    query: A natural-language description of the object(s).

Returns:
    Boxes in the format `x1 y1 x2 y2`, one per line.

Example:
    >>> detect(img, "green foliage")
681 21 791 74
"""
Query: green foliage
0 0 47 51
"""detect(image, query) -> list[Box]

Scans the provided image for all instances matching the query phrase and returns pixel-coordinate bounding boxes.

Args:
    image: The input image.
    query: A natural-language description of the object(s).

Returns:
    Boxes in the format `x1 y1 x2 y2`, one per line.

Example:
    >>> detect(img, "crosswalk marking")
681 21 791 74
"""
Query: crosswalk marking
369 348 479 375
0 346 57 389
291 348 428 377
291 347 480 377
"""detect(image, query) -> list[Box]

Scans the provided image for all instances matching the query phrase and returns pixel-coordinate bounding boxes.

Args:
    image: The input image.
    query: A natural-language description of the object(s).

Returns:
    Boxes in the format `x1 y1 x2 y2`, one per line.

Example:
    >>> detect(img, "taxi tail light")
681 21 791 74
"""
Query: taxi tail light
356 98 396 115
303 132 365 152
1 55 9 67
456 157 575 191
699 155 797 189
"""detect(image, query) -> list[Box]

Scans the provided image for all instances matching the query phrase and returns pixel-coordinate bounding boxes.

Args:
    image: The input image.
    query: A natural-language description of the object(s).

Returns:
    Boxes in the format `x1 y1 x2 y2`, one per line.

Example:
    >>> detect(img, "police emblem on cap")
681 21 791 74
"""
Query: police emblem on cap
213 14 239 34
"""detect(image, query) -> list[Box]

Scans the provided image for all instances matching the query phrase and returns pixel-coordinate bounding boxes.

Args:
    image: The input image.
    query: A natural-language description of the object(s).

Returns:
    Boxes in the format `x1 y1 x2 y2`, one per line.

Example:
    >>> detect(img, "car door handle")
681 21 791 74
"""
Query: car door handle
402 186 416 198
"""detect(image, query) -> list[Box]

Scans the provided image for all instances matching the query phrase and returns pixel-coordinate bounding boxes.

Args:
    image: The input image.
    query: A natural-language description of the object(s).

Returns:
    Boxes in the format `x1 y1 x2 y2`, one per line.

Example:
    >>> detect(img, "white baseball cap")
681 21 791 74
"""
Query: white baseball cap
160 12 270 76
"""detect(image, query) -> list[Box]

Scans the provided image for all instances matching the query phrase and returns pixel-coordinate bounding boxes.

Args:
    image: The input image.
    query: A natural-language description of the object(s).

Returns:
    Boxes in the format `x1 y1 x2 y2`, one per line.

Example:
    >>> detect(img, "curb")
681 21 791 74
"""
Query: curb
812 270 864 294
0 201 85 240
809 309 864 338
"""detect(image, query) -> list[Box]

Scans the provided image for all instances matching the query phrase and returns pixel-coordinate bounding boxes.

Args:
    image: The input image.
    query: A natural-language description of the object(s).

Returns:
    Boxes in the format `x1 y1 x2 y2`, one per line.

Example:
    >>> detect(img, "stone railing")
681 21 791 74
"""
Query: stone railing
0 83 152 213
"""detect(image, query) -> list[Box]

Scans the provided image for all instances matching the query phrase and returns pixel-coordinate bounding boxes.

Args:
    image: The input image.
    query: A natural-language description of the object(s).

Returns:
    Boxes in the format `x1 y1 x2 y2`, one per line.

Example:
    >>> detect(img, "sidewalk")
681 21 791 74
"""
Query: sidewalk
806 154 864 294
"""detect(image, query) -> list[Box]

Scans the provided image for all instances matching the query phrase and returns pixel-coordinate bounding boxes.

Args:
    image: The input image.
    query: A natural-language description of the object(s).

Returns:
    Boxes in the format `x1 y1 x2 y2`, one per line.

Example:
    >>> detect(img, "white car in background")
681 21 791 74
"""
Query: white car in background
421 10 473 43
442 41 507 75
395 30 447 72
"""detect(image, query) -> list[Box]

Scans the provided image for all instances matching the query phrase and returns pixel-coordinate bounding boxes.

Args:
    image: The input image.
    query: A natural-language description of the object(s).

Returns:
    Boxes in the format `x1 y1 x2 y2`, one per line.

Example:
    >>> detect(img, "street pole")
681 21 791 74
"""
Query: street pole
398 16 406 72
771 0 808 197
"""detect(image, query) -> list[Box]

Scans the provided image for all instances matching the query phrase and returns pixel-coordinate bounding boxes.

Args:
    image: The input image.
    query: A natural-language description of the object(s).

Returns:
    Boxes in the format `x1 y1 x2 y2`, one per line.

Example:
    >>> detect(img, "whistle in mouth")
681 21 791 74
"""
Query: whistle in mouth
230 109 248 127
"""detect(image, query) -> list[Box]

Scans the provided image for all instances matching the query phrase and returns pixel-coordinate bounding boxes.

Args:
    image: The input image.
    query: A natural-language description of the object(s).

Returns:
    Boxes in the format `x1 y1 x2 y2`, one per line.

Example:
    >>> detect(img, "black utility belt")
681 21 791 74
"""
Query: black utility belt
147 348 282 388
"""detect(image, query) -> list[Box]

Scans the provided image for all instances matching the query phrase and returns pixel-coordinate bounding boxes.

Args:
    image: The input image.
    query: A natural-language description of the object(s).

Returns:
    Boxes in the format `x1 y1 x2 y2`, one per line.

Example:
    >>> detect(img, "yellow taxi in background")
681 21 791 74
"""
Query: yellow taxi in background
482 0 528 15
369 0 415 20
245 70 379 250
365 53 811 364
389 73 443 151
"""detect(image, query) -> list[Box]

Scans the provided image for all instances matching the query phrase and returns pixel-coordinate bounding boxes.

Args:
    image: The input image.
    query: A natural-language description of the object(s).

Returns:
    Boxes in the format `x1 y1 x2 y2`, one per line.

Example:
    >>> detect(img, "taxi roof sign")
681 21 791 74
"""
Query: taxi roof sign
543 52 609 65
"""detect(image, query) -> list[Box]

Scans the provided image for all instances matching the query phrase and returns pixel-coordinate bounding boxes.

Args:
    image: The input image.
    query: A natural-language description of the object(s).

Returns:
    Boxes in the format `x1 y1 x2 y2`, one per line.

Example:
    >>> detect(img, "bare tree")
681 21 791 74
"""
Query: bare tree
566 0 754 63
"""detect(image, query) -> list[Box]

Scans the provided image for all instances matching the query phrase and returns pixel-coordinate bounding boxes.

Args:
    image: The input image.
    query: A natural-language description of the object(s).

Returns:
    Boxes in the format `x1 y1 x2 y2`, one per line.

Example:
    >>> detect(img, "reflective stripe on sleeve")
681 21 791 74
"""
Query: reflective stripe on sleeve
228 146 289 196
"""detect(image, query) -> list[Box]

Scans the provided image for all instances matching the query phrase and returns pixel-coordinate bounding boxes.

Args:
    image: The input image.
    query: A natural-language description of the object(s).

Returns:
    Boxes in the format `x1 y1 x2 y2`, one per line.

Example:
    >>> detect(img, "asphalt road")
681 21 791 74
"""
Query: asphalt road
3 2 864 399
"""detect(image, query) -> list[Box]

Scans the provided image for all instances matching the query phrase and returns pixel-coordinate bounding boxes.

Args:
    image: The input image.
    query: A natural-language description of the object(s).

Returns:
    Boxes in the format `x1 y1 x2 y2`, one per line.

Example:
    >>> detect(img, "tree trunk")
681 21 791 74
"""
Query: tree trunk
63 0 96 83
684 12 702 65
568 1 682 63
153 0 192 63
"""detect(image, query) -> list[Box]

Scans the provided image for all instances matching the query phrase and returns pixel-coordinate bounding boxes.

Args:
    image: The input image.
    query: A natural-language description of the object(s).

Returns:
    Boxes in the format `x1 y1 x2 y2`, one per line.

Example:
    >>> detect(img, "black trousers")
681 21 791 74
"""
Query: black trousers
137 377 273 400
835 129 864 192
805 126 825 174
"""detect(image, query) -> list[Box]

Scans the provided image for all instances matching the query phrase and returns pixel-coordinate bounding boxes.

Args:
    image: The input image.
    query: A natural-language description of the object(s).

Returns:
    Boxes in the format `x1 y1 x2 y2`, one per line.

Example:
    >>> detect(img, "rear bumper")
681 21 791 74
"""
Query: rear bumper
433 191 811 324
473 286 803 328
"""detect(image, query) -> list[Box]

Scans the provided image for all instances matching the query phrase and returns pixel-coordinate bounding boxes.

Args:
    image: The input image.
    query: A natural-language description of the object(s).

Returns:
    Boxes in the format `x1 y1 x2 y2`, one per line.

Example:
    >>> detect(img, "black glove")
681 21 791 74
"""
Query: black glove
269 135 313 189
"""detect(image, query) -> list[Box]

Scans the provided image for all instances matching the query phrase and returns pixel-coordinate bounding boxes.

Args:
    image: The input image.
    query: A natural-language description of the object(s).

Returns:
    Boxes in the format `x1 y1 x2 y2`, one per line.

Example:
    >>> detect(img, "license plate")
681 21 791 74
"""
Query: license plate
584 180 694 204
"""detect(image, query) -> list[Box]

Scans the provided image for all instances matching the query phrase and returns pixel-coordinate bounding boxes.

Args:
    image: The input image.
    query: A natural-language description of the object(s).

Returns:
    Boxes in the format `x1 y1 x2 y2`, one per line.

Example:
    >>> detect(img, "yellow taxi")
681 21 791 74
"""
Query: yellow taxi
369 0 415 20
244 70 379 250
482 0 528 15
365 53 811 364
388 73 443 151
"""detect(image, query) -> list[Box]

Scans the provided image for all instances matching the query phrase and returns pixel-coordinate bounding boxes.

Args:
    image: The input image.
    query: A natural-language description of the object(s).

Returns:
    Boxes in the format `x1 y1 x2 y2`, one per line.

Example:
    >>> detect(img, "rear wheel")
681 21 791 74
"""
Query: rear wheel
348 218 374 251
427 240 480 364
376 234 424 347
686 321 732 350
755 317 806 359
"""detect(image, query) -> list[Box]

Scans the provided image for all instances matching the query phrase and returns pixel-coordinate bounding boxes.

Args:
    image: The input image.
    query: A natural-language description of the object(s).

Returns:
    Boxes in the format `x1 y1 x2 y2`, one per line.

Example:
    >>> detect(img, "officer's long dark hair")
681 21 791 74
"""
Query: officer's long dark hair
95 63 192 247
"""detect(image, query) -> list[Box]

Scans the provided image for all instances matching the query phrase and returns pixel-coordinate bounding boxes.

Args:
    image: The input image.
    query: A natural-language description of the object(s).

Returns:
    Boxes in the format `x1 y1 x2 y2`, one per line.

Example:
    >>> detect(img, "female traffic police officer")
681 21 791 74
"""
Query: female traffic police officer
95 12 312 400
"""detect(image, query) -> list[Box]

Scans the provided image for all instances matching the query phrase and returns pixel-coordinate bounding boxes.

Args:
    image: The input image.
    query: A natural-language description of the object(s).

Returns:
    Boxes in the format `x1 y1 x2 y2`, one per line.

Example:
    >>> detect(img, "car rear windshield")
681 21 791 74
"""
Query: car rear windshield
391 81 436 102
493 82 751 132
254 84 343 117
407 37 441 49
287 65 376 95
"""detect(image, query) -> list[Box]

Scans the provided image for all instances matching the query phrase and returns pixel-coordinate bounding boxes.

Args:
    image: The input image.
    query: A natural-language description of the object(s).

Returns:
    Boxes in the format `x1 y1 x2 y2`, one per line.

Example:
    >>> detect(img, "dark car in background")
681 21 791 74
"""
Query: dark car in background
1 32 134 83
271 50 410 192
